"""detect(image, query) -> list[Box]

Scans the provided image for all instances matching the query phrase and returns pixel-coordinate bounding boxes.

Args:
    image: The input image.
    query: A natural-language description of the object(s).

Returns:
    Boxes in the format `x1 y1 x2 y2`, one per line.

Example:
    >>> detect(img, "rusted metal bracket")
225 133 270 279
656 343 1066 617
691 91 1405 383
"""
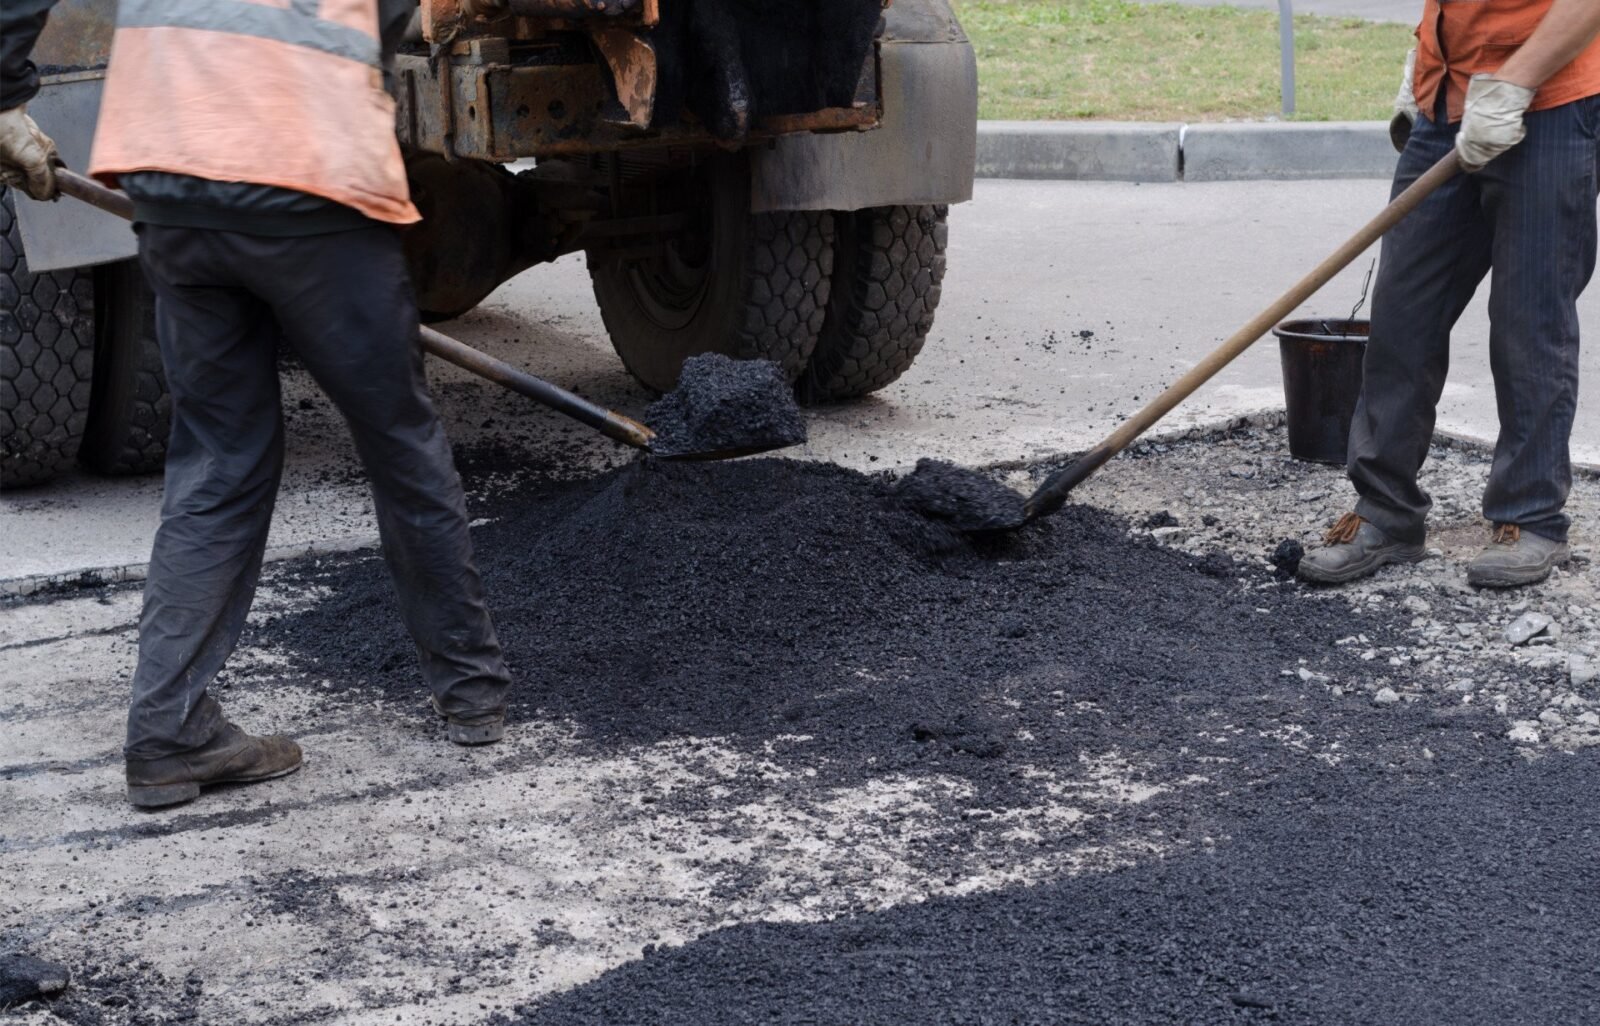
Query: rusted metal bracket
588 26 656 129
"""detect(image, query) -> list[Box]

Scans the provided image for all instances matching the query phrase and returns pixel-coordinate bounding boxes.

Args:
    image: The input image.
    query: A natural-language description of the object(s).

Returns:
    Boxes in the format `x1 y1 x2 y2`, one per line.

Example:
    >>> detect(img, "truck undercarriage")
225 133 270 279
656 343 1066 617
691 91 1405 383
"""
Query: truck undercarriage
2 0 976 487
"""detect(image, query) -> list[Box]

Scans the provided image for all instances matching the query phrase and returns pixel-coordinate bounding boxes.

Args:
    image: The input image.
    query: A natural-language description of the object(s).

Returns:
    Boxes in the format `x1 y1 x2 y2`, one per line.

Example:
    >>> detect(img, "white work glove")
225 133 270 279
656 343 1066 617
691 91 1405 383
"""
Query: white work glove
0 105 61 201
1390 48 1419 153
1455 73 1536 172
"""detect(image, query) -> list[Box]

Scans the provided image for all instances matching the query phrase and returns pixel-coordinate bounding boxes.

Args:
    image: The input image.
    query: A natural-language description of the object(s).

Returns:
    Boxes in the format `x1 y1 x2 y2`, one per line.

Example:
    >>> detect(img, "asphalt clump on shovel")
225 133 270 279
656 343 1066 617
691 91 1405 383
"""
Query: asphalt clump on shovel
645 354 807 458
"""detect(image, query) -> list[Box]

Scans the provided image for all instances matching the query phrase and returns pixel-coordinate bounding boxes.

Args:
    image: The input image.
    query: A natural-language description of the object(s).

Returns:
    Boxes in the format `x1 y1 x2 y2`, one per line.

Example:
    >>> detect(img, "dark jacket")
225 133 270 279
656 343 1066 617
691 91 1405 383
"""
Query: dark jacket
0 0 417 235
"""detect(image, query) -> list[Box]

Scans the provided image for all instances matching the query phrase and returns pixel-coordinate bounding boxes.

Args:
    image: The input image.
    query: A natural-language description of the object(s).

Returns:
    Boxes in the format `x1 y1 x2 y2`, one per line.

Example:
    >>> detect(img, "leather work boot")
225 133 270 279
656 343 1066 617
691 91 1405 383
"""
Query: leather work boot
125 723 303 808
431 696 506 746
1297 512 1426 585
1467 523 1570 588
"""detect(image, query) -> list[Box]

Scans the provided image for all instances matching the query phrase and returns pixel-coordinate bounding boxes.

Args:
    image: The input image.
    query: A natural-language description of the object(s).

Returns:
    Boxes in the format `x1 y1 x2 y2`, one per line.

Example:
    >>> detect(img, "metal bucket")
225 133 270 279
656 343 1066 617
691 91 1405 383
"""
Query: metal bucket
1273 318 1368 465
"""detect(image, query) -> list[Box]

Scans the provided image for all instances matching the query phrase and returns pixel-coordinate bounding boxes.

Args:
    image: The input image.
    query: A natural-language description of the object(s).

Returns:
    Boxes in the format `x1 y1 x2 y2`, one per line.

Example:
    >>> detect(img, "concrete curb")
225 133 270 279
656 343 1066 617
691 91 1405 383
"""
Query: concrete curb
976 120 1398 183
975 121 1182 183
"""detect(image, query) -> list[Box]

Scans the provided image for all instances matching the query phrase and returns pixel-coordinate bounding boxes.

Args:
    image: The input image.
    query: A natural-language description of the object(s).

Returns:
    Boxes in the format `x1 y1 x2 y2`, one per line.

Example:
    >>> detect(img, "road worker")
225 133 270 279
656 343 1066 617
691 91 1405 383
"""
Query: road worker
1301 0 1600 588
0 0 511 808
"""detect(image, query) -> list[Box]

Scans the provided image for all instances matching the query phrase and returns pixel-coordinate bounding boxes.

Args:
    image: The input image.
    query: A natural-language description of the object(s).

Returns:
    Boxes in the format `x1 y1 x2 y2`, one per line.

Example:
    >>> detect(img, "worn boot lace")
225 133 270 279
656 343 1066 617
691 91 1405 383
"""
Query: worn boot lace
1492 523 1520 546
1324 512 1363 546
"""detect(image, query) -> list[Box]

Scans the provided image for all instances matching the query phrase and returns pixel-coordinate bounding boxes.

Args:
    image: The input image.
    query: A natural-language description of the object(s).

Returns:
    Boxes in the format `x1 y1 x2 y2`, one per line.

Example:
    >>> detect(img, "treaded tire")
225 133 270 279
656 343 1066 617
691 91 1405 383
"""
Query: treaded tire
1 187 94 489
82 259 170 475
800 204 948 404
588 156 834 392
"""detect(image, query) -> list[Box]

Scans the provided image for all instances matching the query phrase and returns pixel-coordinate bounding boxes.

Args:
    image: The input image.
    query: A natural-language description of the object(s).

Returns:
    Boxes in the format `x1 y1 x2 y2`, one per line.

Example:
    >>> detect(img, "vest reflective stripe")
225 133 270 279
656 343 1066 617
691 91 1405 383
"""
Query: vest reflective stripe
116 0 381 68
1414 0 1600 122
89 0 418 225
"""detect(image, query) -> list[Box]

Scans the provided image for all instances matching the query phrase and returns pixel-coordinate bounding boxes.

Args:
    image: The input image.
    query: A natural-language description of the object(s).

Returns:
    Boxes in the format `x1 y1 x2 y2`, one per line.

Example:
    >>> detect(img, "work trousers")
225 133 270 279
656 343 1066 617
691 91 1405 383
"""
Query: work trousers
126 224 509 760
1348 94 1599 545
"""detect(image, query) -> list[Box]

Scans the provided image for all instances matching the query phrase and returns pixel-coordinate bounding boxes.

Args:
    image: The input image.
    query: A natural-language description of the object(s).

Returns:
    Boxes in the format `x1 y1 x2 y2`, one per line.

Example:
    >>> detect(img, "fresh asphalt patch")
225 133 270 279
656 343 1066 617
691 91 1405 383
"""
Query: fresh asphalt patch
521 750 1599 1026
235 454 1599 1026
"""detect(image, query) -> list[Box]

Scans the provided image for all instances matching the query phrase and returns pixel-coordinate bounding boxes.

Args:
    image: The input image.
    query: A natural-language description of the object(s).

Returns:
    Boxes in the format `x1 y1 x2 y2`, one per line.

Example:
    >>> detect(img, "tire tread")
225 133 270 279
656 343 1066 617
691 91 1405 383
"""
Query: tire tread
1 188 94 489
801 204 948 403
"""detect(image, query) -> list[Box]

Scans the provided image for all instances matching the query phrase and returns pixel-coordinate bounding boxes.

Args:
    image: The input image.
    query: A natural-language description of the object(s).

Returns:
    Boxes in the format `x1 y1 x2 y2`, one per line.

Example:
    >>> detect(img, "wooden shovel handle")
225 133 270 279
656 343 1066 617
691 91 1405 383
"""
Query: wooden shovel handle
1025 150 1463 520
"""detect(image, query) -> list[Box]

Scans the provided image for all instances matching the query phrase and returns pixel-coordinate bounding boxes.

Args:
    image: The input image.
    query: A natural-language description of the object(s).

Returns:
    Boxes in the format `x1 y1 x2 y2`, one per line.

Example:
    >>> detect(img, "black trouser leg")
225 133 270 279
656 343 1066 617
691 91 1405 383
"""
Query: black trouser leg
127 228 284 760
1348 109 1492 545
243 227 509 719
1474 99 1598 543
126 224 509 760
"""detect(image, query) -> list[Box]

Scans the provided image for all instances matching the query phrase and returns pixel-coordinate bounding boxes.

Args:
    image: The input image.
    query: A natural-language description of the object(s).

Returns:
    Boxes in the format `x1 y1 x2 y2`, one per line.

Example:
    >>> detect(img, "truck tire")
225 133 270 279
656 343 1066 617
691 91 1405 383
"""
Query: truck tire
81 259 170 475
588 157 833 393
799 204 948 403
1 188 94 490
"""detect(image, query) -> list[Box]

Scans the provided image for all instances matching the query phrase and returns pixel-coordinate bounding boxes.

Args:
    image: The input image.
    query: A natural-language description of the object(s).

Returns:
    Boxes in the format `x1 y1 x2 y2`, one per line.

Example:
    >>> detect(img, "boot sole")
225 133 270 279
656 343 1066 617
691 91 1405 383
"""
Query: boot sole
127 761 302 809
447 720 506 746
1467 547 1570 589
431 697 506 746
1297 545 1427 585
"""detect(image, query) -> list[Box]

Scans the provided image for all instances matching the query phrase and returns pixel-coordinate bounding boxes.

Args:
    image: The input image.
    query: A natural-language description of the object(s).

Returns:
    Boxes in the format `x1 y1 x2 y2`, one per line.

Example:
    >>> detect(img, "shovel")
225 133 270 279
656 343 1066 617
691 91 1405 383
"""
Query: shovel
52 168 792 462
966 151 1463 533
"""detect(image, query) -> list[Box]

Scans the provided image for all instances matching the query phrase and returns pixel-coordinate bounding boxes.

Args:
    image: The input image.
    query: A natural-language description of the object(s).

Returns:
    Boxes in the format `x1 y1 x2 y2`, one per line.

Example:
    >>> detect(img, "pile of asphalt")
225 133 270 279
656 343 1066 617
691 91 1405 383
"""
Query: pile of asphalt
269 456 1401 804
258 456 1599 1025
644 355 806 458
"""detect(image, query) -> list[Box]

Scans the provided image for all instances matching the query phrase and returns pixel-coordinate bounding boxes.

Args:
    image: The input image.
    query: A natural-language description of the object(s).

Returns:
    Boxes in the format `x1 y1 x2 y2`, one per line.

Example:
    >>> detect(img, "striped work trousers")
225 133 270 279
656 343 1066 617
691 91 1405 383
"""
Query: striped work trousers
1349 92 1599 545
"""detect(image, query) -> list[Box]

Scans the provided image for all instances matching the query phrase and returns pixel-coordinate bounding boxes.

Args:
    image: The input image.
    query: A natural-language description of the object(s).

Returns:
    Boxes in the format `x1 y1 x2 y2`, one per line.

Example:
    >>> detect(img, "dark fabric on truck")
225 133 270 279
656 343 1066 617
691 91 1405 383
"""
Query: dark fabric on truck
1347 92 1599 545
126 222 510 759
0 0 55 110
651 0 882 140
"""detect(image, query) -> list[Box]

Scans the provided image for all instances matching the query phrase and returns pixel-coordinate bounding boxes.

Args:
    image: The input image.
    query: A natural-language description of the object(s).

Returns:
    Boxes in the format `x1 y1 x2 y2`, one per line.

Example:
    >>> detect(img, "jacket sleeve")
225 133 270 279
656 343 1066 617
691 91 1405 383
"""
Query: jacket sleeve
1 0 59 111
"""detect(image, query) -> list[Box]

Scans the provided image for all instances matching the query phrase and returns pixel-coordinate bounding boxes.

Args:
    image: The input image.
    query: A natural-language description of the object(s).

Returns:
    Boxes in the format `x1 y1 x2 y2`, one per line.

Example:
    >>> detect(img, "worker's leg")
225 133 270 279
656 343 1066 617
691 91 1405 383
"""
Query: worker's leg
126 226 285 760
1474 97 1599 544
243 227 510 720
1346 111 1494 544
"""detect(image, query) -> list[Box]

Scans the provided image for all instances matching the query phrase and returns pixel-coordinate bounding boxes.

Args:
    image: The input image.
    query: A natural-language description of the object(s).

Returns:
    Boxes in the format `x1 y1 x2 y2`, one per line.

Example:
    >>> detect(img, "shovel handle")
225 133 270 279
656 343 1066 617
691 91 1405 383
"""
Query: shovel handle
53 170 657 453
55 168 136 220
1025 150 1463 519
417 326 655 450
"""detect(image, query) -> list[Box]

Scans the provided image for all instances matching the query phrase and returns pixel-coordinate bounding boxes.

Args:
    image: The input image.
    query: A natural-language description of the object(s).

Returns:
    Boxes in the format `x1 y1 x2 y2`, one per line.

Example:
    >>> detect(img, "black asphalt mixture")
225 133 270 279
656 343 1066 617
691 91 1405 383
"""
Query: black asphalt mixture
893 457 1027 532
246 456 1597 1025
644 354 806 457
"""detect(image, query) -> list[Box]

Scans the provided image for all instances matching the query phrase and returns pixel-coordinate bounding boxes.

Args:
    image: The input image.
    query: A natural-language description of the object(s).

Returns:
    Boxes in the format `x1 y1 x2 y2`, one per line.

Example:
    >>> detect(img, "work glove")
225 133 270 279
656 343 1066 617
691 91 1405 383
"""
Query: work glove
1455 74 1535 172
1390 48 1419 153
0 105 61 201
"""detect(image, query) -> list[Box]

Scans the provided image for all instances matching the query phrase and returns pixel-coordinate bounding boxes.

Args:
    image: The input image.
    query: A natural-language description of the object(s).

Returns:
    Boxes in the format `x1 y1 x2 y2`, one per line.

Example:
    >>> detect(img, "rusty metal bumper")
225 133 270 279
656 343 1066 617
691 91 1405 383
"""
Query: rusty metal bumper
393 42 880 162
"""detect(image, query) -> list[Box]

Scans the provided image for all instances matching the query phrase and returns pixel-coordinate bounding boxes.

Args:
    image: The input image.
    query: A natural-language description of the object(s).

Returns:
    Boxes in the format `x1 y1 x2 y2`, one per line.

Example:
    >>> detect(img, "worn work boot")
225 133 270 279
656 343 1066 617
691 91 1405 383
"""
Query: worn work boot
431 696 506 746
1297 512 1426 585
125 723 303 808
1467 523 1570 588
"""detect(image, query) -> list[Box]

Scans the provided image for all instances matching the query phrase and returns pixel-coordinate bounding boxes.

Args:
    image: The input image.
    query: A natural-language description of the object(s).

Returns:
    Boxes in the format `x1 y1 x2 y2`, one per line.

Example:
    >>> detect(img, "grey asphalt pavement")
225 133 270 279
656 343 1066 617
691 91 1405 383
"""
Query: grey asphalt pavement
3 175 1598 590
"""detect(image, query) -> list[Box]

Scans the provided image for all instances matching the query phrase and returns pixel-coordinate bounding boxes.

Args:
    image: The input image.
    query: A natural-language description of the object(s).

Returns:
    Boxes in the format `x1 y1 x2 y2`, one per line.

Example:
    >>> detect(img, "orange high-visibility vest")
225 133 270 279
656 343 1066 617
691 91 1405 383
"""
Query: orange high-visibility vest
1415 0 1600 123
89 0 419 225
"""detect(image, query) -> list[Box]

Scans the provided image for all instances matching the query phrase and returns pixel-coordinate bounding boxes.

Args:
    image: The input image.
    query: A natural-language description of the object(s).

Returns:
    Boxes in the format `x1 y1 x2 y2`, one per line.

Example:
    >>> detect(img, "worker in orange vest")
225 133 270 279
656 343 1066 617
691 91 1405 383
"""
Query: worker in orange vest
0 0 512 808
1301 1 1600 588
